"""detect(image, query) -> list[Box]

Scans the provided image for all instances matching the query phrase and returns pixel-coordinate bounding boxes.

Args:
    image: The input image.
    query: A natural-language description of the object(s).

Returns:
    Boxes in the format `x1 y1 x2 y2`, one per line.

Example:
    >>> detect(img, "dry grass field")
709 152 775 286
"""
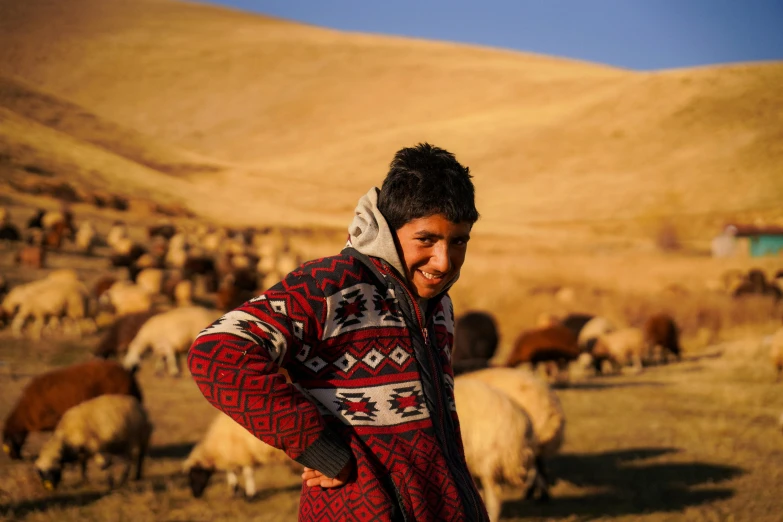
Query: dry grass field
1 0 783 519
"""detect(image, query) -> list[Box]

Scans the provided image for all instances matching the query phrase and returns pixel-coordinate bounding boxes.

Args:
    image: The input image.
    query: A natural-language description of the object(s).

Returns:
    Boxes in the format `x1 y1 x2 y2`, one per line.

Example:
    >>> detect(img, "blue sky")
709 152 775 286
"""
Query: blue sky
206 0 783 70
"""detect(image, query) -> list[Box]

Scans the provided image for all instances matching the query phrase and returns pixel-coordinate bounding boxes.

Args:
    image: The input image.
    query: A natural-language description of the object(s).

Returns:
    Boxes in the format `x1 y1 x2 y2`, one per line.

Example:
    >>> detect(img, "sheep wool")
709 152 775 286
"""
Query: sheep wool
183 411 296 498
35 394 153 490
453 376 538 522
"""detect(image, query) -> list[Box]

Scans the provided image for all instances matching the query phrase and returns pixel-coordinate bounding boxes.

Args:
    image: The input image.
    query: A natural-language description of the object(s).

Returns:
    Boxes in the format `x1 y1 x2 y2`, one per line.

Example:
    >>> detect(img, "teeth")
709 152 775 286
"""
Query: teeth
420 271 439 280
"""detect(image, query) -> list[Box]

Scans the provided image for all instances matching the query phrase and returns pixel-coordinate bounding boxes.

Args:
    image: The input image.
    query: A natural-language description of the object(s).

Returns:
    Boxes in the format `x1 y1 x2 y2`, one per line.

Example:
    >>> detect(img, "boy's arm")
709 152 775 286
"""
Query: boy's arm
187 271 352 478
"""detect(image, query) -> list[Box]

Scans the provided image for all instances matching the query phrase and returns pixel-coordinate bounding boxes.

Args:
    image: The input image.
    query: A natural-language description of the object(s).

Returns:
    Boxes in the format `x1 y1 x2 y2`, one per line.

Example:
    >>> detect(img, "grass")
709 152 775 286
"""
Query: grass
1 200 782 521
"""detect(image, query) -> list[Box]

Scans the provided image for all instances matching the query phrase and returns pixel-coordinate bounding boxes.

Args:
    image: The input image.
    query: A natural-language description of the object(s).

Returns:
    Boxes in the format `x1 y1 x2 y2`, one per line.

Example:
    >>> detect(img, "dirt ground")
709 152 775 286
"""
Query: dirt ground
1 200 782 522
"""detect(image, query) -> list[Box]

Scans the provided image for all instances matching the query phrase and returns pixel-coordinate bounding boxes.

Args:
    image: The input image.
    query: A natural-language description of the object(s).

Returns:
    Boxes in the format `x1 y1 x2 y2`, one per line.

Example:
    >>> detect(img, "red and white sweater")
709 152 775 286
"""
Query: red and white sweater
188 248 489 521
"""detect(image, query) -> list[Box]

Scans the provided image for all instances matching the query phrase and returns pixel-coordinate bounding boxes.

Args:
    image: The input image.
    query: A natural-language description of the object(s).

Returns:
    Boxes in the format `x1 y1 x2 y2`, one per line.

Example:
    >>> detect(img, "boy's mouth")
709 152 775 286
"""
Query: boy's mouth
419 270 445 283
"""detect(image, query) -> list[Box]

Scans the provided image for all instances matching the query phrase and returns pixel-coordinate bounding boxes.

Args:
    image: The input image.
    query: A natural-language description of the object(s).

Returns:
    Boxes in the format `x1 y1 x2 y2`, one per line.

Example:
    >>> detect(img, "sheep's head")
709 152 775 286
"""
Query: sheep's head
187 465 215 498
2 431 25 460
36 466 62 491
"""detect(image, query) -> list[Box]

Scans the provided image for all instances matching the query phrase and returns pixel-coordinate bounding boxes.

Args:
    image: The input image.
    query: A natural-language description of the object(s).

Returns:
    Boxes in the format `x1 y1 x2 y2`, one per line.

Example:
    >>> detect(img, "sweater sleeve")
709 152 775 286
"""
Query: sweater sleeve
187 270 352 478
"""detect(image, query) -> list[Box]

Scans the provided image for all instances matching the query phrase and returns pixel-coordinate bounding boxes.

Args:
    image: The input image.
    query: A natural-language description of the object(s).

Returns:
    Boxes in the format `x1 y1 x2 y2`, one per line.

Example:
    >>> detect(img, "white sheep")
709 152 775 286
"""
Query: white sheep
10 277 91 339
578 316 616 351
107 222 129 251
75 221 97 254
183 412 297 498
35 394 153 490
460 367 565 500
41 210 65 230
100 281 153 317
592 327 648 373
135 268 164 296
122 306 222 376
454 376 539 522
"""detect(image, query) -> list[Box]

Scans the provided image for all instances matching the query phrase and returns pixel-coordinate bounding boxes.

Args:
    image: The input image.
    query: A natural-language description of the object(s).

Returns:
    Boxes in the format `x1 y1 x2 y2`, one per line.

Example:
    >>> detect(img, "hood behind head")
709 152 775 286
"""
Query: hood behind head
346 188 407 281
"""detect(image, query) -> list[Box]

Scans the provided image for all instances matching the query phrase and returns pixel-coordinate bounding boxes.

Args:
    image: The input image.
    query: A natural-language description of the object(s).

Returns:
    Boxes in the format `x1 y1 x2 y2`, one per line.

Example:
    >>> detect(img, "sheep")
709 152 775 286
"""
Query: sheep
505 325 580 380
460 367 565 501
10 277 91 338
122 306 223 376
74 221 97 254
577 316 616 352
452 311 499 376
14 244 46 269
2 360 143 460
148 223 177 241
183 412 297 498
770 327 783 382
134 268 165 296
92 276 118 300
106 221 129 250
94 311 158 359
0 221 21 241
100 281 153 317
35 395 153 490
591 327 648 374
453 376 539 522
733 269 782 301
643 313 682 363
560 313 595 339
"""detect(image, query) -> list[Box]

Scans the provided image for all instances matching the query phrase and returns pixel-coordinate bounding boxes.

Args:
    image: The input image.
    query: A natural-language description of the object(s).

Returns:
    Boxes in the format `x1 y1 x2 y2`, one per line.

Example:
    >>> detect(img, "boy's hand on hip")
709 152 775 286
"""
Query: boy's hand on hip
302 461 354 488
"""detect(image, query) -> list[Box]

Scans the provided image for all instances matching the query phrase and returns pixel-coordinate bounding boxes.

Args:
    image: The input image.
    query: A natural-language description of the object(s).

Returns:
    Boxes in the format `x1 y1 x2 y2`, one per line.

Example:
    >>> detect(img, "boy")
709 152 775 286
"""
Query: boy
188 143 489 521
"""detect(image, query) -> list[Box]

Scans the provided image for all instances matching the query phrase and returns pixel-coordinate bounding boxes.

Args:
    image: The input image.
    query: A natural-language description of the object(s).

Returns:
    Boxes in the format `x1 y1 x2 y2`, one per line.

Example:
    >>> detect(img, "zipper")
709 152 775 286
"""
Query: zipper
383 268 484 520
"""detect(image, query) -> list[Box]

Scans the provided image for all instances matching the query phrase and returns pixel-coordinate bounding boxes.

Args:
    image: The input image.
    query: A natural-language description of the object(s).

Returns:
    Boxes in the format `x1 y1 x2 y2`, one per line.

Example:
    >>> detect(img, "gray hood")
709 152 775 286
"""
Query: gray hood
346 187 408 281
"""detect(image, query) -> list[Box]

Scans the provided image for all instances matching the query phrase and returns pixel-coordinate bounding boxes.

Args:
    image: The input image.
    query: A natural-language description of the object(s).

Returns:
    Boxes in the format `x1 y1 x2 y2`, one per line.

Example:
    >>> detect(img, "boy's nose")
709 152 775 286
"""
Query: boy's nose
430 244 451 273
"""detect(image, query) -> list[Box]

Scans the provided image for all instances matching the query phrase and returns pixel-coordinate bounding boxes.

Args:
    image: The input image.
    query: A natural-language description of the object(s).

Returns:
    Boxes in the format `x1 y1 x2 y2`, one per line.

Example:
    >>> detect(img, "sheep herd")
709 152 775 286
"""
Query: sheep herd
2 204 783 521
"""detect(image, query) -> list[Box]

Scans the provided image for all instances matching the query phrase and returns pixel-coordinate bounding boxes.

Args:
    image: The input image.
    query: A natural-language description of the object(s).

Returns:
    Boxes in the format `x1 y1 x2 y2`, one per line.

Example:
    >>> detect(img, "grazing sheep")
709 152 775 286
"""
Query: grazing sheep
452 311 500 376
134 268 165 296
560 313 595 340
453 377 539 522
733 269 782 301
505 325 580 379
100 281 153 317
2 360 143 460
14 244 46 269
35 395 153 490
461 367 565 500
74 221 97 254
94 311 158 359
770 327 783 382
577 316 616 352
122 306 222 376
0 222 21 241
643 313 682 363
10 277 91 338
183 412 297 498
106 221 129 250
591 327 648 374
148 223 177 241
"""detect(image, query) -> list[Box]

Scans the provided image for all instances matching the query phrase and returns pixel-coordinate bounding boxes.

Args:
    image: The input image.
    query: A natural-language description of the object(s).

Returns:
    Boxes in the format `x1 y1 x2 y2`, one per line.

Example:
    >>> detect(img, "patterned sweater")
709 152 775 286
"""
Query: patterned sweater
188 248 489 521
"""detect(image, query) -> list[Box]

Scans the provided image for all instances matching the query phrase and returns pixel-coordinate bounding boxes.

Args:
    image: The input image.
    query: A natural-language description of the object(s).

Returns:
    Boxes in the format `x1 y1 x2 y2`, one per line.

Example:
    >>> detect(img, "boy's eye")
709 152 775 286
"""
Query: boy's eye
416 237 434 245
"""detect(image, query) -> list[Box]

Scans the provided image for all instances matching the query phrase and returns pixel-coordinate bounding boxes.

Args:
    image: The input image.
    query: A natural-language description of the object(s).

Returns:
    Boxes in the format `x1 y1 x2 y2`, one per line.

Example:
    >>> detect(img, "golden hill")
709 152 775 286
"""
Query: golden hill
0 0 781 233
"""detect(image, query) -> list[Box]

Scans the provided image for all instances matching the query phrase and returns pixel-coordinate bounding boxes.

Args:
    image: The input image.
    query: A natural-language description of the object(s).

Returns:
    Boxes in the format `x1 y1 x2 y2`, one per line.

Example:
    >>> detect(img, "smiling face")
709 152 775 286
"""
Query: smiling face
394 214 472 299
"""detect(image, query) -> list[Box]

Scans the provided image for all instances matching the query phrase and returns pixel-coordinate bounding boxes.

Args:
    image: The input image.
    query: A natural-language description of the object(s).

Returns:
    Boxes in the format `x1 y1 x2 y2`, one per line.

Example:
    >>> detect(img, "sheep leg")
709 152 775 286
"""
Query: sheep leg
134 424 152 481
227 470 240 496
160 343 181 377
480 475 502 522
242 466 256 498
10 309 30 338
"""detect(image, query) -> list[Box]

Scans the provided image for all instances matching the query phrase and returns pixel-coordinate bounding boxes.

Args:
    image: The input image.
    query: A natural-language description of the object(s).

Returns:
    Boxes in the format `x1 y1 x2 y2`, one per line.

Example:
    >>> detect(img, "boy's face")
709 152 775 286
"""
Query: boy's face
394 214 472 300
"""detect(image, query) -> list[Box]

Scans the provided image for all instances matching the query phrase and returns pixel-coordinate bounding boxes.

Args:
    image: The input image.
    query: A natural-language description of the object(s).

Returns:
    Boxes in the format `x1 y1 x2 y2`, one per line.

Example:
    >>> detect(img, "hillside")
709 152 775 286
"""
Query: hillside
0 0 781 233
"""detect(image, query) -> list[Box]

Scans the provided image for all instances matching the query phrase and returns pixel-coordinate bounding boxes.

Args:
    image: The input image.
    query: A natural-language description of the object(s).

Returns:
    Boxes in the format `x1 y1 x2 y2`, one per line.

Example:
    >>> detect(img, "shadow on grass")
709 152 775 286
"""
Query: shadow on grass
0 491 105 518
504 447 743 519
564 381 668 391
148 442 196 460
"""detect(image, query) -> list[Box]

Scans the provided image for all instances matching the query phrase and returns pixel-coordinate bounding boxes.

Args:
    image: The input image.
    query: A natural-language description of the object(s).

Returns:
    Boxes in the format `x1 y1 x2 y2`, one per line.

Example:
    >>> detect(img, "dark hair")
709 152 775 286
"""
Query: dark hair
377 143 479 230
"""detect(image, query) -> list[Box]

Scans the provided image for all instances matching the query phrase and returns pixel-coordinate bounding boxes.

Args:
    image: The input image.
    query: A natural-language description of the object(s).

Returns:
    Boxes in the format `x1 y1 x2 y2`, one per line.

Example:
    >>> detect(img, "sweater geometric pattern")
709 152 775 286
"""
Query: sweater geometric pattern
188 252 489 521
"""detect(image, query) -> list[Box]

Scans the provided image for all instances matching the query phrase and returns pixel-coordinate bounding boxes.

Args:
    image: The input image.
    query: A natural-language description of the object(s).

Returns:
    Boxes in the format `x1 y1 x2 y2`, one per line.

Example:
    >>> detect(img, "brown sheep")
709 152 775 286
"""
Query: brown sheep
505 325 580 377
92 276 118 300
2 360 143 460
643 313 682 363
15 245 46 269
94 311 158 359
